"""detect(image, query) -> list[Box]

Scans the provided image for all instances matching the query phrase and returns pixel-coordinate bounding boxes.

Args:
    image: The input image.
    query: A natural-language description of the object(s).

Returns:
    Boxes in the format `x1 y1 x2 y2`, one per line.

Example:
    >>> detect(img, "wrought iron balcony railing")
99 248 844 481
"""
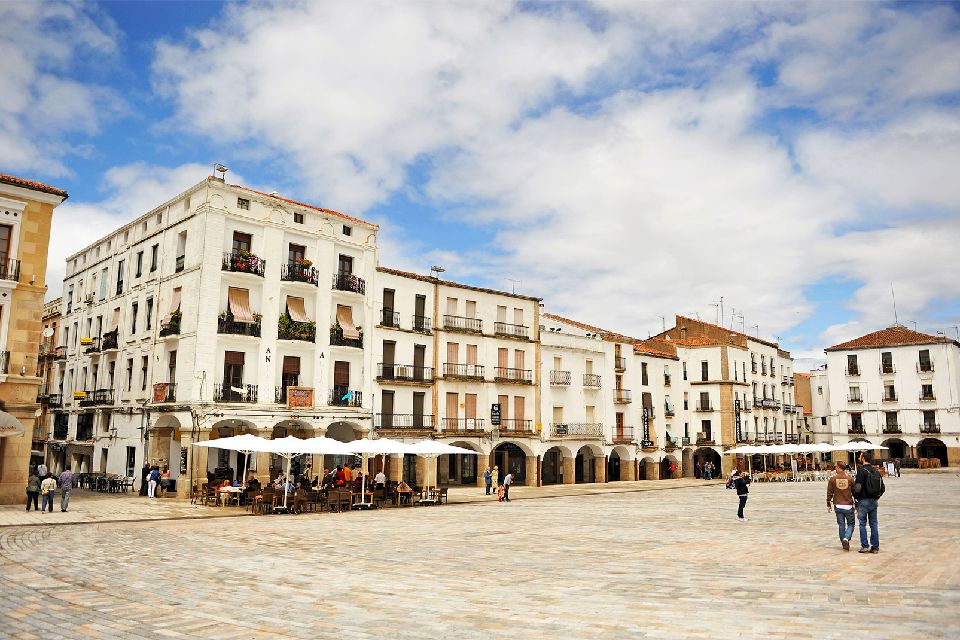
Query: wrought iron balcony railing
614 356 626 371
214 383 259 403
550 370 571 385
329 387 362 407
153 383 176 403
582 374 601 388
441 417 486 432
222 251 266 277
918 362 934 373
332 272 365 294
494 367 532 384
329 328 362 348
101 330 119 351
614 388 632 403
551 422 603 437
380 309 400 327
880 364 896 374
612 426 635 442
498 419 534 433
443 363 484 380
494 322 529 339
846 366 860 376
219 316 262 337
412 315 432 333
0 258 20 282
281 262 319 286
847 395 863 403
375 414 435 430
696 403 713 412
921 424 940 434
847 426 866 434
919 392 936 402
444 315 482 333
377 363 433 383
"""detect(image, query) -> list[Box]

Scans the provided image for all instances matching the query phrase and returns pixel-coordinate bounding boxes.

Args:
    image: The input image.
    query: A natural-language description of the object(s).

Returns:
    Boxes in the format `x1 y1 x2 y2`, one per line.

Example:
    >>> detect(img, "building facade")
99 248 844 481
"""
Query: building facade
823 325 959 466
0 174 67 504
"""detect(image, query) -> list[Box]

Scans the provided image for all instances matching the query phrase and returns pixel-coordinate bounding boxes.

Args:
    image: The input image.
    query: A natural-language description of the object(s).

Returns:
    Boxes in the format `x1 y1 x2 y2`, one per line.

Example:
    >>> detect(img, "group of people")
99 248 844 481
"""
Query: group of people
25 464 74 513
695 460 717 480
141 463 171 498
482 465 514 501
730 450 885 554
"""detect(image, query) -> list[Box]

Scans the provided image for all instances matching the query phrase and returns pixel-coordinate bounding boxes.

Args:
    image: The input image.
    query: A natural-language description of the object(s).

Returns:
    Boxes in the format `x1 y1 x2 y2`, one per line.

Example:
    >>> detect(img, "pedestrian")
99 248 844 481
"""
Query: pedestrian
502 471 513 502
668 462 676 479
790 456 799 480
160 466 171 497
827 462 856 551
696 461 703 479
854 450 885 554
25 468 41 511
492 465 499 493
732 470 751 521
148 466 160 498
58 465 74 512
705 461 713 481
483 466 492 495
894 458 901 478
140 461 151 496
41 473 57 513
37 461 48 478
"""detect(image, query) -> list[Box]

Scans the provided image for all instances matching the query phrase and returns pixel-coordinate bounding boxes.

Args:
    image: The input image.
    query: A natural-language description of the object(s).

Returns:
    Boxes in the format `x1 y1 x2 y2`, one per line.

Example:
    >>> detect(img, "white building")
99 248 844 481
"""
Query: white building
823 324 960 466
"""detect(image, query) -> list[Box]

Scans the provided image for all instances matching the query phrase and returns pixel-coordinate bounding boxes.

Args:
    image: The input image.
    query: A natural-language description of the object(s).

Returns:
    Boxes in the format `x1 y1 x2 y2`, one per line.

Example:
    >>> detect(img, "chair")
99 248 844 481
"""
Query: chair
202 484 218 507
337 490 352 512
326 490 342 513
438 487 449 504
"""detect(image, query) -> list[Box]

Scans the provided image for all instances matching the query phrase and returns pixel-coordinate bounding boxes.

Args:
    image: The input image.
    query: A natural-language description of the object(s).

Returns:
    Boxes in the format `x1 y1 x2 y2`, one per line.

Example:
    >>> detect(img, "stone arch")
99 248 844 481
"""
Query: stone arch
693 447 722 479
493 441 529 486
917 437 948 467
439 440 483 486
322 421 363 476
575 444 603 484
149 414 183 484
541 445 572 485
608 445 634 482
881 437 909 460
660 454 679 480
639 456 657 480
681 447 694 478
203 418 258 484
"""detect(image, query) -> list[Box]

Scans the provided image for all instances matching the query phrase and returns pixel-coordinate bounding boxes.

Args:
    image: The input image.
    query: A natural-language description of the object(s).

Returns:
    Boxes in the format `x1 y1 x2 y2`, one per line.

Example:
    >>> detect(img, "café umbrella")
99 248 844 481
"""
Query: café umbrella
346 438 415 508
192 434 274 491
270 436 355 511
405 440 479 504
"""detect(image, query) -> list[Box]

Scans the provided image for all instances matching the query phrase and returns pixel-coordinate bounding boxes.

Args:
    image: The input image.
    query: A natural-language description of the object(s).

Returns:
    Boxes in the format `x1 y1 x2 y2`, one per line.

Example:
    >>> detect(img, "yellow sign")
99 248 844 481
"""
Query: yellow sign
80 337 93 345
74 391 87 399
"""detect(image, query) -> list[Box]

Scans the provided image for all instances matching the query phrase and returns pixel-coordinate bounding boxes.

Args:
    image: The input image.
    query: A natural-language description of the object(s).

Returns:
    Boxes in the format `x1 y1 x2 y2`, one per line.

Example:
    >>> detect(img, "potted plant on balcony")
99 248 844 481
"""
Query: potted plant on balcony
293 257 312 268
279 313 315 341
231 249 259 272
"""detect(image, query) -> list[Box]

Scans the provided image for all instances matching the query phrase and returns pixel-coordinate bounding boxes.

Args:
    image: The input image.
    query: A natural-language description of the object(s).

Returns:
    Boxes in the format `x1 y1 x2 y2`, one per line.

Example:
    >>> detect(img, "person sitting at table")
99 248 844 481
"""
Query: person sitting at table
397 480 412 504
352 472 364 491
321 469 333 489
334 465 346 487
343 465 353 485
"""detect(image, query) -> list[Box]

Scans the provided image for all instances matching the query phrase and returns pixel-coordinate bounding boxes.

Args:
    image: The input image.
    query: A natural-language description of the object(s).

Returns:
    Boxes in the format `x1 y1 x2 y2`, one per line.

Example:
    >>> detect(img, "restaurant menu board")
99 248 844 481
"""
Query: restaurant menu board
287 387 314 408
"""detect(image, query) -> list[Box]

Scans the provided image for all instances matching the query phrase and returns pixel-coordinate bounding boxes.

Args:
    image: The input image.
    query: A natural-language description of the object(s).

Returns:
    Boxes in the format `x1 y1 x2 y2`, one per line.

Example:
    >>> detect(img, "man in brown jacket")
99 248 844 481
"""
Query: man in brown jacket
827 462 856 551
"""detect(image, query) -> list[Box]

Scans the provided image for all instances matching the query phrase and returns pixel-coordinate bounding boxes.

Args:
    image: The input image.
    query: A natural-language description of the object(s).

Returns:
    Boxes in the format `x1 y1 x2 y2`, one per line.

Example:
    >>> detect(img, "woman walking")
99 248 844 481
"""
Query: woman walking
25 468 40 511
491 465 500 495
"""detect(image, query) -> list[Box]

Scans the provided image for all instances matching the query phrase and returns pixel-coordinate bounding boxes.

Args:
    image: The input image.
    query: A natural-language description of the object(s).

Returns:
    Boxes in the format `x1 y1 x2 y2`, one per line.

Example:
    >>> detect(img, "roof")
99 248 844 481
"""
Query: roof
0 173 68 199
377 266 541 302
230 183 376 228
825 324 956 352
633 338 678 360
542 312 637 343
673 315 781 349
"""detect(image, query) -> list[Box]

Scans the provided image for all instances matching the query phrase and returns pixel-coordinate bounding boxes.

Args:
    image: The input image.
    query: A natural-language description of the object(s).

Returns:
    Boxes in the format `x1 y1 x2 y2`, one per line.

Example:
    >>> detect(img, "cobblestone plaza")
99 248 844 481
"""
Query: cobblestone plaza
1 473 958 639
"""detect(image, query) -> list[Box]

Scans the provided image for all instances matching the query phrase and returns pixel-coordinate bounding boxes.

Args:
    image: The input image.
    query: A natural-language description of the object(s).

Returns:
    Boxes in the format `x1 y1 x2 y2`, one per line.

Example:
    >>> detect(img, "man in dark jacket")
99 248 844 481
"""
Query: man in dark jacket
853 450 885 554
732 470 751 521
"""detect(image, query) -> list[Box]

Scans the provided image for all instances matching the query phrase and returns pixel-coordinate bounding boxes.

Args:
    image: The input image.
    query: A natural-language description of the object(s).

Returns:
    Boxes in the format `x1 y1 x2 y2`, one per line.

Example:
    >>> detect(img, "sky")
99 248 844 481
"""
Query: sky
3 0 959 364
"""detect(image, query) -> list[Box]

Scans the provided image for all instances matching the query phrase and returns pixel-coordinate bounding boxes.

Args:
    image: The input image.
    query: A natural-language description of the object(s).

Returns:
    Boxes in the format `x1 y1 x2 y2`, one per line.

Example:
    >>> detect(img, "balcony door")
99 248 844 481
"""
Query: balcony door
382 341 396 379
446 392 459 428
333 361 350 396
282 356 300 399
382 288 395 325
232 231 251 253
465 393 477 429
0 224 10 266
338 254 353 275
223 351 244 401
381 391 394 428
413 392 426 427
413 344 426 380
288 243 305 263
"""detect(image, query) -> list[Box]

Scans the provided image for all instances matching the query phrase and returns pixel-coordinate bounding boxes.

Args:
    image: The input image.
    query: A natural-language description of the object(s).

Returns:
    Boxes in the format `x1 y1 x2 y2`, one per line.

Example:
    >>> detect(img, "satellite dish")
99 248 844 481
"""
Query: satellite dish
42 327 54 338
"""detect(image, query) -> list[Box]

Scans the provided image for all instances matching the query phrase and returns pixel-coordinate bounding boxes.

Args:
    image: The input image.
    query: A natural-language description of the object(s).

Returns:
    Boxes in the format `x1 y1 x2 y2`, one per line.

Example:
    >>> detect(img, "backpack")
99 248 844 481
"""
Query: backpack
862 466 884 499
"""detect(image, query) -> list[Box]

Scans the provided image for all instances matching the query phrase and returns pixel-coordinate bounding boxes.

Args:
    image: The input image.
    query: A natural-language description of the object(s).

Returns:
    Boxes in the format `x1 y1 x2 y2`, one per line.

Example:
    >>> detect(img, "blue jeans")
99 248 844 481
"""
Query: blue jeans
41 493 54 512
61 490 71 512
737 495 747 518
857 499 879 550
485 482 492 495
835 507 855 541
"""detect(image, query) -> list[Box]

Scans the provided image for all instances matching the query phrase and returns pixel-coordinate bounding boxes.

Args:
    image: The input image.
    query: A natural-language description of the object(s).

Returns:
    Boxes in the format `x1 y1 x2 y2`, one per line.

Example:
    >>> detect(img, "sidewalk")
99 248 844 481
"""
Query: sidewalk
0 478 724 528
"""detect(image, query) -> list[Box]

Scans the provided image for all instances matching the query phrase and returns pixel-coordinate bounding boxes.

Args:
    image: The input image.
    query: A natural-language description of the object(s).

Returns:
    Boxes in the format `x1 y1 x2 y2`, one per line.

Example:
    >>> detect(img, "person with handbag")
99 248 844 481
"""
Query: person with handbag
41 473 57 513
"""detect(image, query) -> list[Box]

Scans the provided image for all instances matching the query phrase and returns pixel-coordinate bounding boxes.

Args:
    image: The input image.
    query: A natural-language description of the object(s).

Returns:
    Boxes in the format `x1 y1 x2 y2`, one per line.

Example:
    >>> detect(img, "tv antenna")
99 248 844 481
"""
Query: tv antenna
430 265 445 279
506 278 521 294
657 315 666 332
750 324 759 338
891 283 899 325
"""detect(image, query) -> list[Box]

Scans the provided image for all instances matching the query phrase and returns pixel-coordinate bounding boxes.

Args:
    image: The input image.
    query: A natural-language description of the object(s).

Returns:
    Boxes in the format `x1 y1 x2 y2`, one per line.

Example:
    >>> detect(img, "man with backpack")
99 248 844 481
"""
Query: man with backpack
732 470 751 521
853 450 885 554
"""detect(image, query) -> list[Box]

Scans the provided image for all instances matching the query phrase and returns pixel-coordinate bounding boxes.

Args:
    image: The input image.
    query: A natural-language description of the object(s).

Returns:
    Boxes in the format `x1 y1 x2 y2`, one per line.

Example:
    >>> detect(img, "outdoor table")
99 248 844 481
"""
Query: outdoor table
396 489 413 506
418 487 440 506
218 486 243 507
351 491 373 506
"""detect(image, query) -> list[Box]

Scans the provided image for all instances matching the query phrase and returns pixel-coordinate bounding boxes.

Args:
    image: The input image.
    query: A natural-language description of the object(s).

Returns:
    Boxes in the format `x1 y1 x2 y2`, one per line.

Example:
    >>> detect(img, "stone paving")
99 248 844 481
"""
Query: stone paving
1 472 958 639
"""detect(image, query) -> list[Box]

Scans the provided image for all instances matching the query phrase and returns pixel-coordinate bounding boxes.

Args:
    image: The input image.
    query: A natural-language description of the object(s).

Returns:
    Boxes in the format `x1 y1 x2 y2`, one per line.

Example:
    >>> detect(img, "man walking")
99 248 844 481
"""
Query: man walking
502 470 513 502
827 462 856 550
41 473 57 513
58 465 75 512
483 466 492 495
732 470 751 521
854 451 885 554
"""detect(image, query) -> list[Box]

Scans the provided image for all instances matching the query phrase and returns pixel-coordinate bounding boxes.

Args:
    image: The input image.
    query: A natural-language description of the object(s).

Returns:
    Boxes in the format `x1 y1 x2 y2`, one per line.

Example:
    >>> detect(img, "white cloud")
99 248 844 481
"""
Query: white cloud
0 1 121 174
47 163 228 299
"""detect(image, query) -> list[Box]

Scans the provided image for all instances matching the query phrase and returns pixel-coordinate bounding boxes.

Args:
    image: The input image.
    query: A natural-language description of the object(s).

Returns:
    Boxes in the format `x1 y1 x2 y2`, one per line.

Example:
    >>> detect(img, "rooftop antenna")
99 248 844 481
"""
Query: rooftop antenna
506 278 521 294
710 301 720 325
430 265 445 279
213 163 228 180
750 324 759 338
952 326 960 341
891 282 899 325
734 312 745 332
657 315 666 332
907 319 917 331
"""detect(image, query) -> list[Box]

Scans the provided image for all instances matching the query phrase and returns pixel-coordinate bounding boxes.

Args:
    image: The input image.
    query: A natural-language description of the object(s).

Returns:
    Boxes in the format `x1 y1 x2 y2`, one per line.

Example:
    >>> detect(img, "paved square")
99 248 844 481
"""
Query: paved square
1 473 958 639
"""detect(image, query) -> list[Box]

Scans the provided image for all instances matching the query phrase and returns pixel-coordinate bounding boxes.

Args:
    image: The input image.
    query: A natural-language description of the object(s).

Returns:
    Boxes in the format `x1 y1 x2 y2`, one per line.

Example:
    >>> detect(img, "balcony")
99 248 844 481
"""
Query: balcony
846 366 860 376
785 433 800 444
441 417 487 433
882 392 898 402
664 373 671 387
919 392 936 402
612 426 634 443
550 370 571 385
582 374 601 388
54 345 67 360
0 350 8 374
882 424 902 434
332 272 365 294
695 434 715 446
444 315 482 333
781 375 794 385
0 258 20 281
329 327 362 348
847 395 863 403
214 383 259 403
494 322 529 339
494 367 532 384
175 255 185 273
281 262 319 286
412 315 432 333
764 399 781 410
219 313 262 337
614 356 626 372
153 383 176 403
879 364 896 375
614 388 632 404
83 338 101 354
76 426 94 442
101 330 119 351
159 312 181 337
379 309 400 328
375 414 435 431
918 362 934 374
664 403 675 417
377 363 433 384
498 419 534 434
696 403 713 412
48 394 63 408
847 426 866 435
783 404 799 414
222 251 265 277
329 387 362 407
53 424 69 440
36 384 49 403
921 424 941 434
551 423 603 438
665 438 680 450
443 363 484 381
278 318 316 342
79 389 110 407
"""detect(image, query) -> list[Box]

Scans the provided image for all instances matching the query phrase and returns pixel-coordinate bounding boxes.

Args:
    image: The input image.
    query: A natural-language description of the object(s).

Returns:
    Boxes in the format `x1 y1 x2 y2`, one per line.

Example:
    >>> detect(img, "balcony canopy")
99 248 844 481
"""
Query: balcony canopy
228 287 255 323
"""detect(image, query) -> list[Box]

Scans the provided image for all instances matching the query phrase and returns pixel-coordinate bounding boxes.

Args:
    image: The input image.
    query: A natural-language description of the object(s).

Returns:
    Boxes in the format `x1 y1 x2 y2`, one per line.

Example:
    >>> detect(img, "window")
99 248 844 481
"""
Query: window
883 383 896 401
131 302 139 335
848 385 861 402
338 254 353 275
682 361 687 381
701 420 712 440
108 361 115 389
237 197 250 210
116 260 125 294
850 413 863 430
700 361 708 382
342 225 352 236
176 231 187 272
150 244 159 272
683 392 689 410
919 349 932 372
817 386 823 396
126 358 134 391
135 251 143 277
156 213 162 226
288 243 306 263
846 354 858 374
294 212 304 224
232 231 252 253
698 392 710 410
99 268 108 300
884 411 898 429
922 410 936 428
145 297 153 331
641 362 648 386
880 351 893 374
821 416 827 426
141 356 149 391
168 350 177 383
921 384 934 400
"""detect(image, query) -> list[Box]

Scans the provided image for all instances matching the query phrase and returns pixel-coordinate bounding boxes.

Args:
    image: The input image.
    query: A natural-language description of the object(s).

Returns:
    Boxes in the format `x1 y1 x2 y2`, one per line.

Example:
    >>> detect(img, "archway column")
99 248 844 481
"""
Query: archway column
620 459 635 481
525 456 537 487
562 456 575 484
593 456 606 483
388 454 403 483
646 458 659 480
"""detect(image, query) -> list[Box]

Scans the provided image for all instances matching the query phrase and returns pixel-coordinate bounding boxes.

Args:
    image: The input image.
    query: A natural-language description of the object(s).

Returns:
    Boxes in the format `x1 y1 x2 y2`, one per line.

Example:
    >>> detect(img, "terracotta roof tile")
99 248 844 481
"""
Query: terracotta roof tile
230 183 375 228
377 266 541 302
0 173 68 199
826 325 955 352
541 312 637 343
633 338 678 360
673 315 781 349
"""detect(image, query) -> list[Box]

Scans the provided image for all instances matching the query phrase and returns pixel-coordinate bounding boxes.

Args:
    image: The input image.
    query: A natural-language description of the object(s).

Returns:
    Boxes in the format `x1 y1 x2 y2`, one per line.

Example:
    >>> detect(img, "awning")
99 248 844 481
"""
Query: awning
161 287 182 325
228 287 255 323
111 307 121 331
0 411 24 438
336 304 360 339
287 296 310 323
